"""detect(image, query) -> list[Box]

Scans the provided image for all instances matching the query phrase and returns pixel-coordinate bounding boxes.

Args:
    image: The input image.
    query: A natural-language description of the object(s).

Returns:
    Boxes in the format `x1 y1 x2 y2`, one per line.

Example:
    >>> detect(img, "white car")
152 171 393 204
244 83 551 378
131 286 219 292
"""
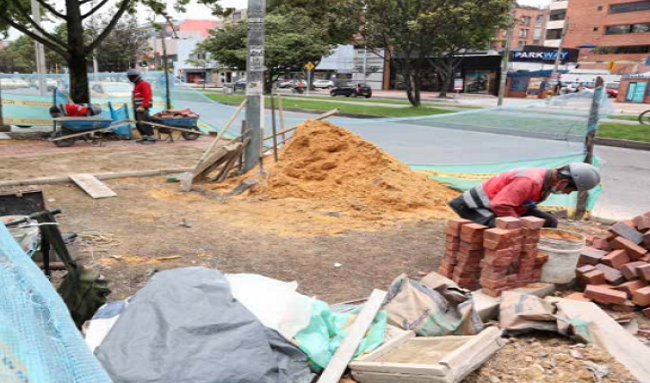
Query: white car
313 79 335 89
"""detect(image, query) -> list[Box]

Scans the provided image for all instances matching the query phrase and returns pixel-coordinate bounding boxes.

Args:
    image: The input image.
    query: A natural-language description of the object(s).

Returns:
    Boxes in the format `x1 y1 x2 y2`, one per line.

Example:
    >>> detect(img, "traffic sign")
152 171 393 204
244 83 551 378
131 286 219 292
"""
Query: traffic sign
304 62 315 71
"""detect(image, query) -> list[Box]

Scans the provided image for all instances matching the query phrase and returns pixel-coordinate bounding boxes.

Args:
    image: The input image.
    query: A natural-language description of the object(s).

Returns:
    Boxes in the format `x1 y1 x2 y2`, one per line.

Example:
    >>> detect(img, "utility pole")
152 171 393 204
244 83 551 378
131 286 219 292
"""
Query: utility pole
548 17 569 98
243 0 266 173
497 2 515 106
30 0 47 95
0 78 9 132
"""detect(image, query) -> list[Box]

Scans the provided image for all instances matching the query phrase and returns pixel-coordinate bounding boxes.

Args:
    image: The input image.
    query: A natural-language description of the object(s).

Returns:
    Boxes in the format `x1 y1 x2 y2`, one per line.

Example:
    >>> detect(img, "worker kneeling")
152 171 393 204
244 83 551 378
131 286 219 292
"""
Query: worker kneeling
448 163 600 228
50 103 102 118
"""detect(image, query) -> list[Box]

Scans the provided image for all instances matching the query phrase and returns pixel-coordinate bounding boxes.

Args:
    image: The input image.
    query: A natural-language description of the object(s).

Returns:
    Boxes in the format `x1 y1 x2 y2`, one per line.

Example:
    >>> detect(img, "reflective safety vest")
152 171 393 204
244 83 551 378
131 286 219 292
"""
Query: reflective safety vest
462 168 551 217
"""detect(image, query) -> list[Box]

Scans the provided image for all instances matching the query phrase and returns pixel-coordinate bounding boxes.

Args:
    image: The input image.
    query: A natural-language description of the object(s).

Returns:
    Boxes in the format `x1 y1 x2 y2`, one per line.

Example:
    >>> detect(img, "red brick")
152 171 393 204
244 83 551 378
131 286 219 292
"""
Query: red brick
643 307 650 318
610 222 645 245
637 264 650 282
438 264 454 277
592 237 610 250
484 248 516 257
611 300 637 313
634 215 650 231
601 250 631 270
482 256 513 267
643 230 650 249
461 223 487 235
447 218 472 230
620 261 647 280
580 270 606 285
480 276 508 290
483 228 513 243
640 254 650 263
611 237 648 260
457 248 484 259
460 241 485 252
584 234 595 246
483 239 513 250
520 216 545 230
578 247 608 266
584 284 627 305
445 242 460 251
446 235 461 243
614 280 647 299
565 292 592 302
594 264 626 285
632 286 650 307
481 287 504 297
445 227 461 236
495 217 521 230
576 264 596 277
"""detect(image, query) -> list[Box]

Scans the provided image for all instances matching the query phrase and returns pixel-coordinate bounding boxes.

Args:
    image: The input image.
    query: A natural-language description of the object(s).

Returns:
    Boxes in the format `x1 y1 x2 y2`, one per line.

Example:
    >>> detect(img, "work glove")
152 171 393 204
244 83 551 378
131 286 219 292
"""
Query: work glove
136 106 145 112
523 199 537 210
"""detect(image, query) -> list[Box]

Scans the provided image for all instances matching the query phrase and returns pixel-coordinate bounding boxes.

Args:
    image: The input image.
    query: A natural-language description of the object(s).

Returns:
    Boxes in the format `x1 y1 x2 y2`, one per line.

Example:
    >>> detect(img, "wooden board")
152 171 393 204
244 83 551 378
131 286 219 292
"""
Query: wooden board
70 174 117 199
552 298 650 382
317 289 387 383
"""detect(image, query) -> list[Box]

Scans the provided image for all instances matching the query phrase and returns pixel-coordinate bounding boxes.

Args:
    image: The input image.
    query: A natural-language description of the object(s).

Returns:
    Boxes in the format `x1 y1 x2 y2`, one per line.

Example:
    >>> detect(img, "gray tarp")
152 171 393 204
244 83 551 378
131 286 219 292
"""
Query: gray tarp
95 267 312 383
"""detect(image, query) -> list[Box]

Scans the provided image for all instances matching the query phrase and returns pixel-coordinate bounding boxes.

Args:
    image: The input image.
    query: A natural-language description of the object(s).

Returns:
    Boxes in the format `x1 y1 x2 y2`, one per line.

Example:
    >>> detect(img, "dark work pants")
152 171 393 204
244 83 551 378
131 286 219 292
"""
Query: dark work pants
448 195 558 228
135 108 153 137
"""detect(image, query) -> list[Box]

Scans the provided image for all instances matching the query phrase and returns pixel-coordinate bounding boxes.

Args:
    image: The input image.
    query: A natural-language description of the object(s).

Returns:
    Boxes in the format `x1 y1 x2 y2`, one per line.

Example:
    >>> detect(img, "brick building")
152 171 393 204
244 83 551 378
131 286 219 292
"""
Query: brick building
493 5 549 49
564 0 650 74
545 0 569 47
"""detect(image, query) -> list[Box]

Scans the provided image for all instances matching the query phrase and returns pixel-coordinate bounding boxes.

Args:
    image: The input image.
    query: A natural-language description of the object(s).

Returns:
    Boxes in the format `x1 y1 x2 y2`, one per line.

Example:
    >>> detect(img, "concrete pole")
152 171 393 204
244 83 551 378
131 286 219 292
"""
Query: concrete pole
30 0 47 95
497 2 515 106
0 78 9 132
243 0 266 173
548 17 569 98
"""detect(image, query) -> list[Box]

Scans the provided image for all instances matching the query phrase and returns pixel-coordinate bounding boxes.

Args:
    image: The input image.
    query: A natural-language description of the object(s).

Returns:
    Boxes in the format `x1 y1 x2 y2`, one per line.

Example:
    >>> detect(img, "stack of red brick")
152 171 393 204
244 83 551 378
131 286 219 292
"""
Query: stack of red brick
152 108 199 119
571 212 650 315
438 216 549 296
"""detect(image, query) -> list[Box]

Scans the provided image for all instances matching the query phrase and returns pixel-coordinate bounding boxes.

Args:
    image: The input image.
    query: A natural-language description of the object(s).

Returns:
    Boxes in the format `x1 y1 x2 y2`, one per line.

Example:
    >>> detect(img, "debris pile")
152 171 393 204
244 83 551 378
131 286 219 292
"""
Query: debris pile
439 216 549 295
152 108 199 119
572 211 650 313
264 120 456 216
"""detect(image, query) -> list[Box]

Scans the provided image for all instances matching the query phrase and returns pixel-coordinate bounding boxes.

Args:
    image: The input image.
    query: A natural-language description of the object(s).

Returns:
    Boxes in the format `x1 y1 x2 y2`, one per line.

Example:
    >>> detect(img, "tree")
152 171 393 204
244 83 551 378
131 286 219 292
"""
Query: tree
88 15 151 73
0 0 228 103
186 44 213 89
364 0 511 106
200 0 362 92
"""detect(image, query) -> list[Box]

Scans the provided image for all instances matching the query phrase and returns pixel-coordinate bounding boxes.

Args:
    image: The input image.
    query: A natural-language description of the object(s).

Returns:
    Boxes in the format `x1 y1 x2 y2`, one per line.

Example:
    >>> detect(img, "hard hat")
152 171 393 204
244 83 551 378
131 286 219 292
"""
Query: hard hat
565 163 601 191
88 104 102 116
126 68 141 77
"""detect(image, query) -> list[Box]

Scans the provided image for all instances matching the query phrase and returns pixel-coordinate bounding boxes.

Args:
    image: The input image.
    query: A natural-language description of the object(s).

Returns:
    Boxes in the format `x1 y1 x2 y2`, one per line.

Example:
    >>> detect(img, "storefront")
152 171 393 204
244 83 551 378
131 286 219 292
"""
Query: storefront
617 76 650 103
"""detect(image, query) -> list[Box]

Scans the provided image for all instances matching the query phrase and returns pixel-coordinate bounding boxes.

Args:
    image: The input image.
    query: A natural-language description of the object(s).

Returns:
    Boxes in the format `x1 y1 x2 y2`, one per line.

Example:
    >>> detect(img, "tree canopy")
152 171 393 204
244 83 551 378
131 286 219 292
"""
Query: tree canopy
364 0 512 105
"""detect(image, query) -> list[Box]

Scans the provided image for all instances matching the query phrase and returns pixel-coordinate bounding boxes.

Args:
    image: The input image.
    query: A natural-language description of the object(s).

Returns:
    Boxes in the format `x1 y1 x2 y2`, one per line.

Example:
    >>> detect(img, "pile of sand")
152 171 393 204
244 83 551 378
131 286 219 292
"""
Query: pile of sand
263 120 456 217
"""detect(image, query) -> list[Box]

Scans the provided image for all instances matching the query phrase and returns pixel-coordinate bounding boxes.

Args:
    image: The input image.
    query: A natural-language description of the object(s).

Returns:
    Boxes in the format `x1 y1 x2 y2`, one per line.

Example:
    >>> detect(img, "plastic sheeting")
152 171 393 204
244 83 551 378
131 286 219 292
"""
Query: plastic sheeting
0 222 111 382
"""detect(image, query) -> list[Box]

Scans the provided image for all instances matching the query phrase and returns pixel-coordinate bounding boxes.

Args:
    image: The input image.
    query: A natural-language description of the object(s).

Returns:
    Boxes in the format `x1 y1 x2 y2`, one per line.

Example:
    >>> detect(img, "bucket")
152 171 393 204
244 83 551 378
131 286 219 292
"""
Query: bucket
538 229 586 284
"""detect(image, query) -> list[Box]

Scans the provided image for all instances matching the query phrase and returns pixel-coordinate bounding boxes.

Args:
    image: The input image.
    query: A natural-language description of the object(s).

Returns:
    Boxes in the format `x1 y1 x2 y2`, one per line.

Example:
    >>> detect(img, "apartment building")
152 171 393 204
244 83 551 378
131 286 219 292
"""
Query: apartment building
493 5 549 49
545 0 569 47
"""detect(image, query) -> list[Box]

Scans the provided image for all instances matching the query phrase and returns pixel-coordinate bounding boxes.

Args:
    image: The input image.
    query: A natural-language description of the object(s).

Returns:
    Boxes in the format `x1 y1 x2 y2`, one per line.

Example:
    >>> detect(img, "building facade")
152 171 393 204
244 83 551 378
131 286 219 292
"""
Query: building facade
493 5 549 49
544 0 569 47
564 0 650 73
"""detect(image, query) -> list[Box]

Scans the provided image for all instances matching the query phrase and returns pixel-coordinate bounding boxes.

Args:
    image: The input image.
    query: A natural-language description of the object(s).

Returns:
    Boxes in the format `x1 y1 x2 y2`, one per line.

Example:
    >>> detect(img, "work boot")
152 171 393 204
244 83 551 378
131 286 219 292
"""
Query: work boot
137 136 156 145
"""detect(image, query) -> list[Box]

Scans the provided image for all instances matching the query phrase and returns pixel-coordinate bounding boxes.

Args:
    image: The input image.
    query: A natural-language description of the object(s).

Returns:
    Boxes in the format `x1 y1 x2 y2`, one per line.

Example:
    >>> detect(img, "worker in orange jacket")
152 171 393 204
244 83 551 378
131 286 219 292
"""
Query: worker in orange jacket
127 68 155 144
448 163 601 228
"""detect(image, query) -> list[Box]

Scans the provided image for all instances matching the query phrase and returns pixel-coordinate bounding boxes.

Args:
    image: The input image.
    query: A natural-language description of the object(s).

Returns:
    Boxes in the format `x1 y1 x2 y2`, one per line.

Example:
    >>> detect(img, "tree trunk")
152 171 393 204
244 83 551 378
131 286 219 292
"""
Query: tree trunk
66 0 90 103
405 72 421 107
439 71 451 98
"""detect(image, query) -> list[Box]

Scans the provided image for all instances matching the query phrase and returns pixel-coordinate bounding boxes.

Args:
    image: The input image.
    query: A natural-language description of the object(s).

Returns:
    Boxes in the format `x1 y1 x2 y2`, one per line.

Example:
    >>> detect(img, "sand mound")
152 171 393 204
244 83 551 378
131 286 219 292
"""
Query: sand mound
264 120 456 216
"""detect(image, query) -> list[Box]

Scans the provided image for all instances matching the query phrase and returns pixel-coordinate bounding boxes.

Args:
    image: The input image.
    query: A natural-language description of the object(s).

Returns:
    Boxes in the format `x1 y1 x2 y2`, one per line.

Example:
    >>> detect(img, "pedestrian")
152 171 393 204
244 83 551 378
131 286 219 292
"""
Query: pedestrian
127 68 155 144
448 163 601 228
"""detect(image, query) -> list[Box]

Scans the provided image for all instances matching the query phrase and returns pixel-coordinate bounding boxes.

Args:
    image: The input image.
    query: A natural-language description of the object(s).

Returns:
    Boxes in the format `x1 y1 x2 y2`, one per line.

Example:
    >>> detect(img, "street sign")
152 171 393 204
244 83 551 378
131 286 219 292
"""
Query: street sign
453 78 463 91
304 62 315 71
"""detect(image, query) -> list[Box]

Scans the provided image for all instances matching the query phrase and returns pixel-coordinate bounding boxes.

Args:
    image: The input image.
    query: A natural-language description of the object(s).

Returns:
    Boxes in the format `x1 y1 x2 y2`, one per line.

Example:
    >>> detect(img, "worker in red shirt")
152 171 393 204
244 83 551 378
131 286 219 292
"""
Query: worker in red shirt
127 69 155 144
448 163 601 228
49 103 102 118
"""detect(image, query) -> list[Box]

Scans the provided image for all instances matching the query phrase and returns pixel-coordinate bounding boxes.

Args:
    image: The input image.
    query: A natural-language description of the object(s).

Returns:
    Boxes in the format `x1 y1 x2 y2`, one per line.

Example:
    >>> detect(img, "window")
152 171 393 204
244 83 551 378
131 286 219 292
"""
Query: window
534 28 542 38
595 45 650 54
594 27 599 31
519 29 529 38
521 16 531 26
518 40 526 48
536 14 544 26
549 9 566 21
597 5 603 10
546 28 563 39
610 1 650 13
605 22 650 35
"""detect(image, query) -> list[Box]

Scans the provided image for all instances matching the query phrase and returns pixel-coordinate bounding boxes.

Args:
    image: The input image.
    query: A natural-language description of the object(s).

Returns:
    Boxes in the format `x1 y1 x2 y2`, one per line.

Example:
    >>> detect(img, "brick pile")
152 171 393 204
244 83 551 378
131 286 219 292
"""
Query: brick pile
152 108 199 119
573 212 650 314
438 216 549 296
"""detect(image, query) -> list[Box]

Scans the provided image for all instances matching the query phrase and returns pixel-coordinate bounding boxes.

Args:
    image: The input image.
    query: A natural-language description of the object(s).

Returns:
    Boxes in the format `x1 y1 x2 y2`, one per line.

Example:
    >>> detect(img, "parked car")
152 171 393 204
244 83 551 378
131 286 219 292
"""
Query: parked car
313 79 335 89
234 79 247 91
330 83 372 98
277 79 293 88
606 82 619 98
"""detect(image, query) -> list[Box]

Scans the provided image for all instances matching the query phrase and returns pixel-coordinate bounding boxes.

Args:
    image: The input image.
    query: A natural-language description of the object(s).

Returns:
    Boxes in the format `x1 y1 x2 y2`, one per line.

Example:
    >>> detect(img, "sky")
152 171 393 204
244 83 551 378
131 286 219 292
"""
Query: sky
6 0 551 41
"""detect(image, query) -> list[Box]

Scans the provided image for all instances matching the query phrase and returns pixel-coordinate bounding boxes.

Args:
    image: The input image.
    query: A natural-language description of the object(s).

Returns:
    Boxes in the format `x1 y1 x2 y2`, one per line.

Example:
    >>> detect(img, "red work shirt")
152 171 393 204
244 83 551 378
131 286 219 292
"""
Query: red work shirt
64 103 89 117
482 168 550 217
133 80 152 109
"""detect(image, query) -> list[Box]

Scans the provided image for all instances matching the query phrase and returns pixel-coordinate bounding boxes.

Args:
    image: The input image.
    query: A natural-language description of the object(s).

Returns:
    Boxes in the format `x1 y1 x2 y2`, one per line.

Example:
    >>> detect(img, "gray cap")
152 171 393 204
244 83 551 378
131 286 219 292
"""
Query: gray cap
126 68 141 77
566 162 601 191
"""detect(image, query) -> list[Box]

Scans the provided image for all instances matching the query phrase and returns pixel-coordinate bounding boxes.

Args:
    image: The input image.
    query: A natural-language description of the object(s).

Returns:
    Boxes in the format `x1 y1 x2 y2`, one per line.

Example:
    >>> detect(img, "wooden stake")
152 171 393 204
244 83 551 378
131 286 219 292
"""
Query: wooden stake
263 108 339 141
270 90 279 162
277 94 286 142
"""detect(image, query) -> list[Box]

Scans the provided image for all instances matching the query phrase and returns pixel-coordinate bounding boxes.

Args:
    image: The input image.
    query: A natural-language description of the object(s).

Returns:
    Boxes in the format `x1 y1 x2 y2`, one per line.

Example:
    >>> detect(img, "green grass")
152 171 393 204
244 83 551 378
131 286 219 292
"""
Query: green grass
598 122 650 142
608 115 640 122
204 93 455 118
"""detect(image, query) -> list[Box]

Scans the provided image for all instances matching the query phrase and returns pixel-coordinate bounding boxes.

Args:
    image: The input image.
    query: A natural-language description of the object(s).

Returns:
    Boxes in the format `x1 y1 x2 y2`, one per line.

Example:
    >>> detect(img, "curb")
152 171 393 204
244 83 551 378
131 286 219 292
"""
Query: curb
595 137 650 151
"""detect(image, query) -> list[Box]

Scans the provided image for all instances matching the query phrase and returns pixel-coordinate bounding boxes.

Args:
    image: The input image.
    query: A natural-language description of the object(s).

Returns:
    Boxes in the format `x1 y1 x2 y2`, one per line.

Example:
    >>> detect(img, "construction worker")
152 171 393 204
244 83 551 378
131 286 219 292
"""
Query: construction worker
127 68 155 144
49 103 102 118
448 163 601 228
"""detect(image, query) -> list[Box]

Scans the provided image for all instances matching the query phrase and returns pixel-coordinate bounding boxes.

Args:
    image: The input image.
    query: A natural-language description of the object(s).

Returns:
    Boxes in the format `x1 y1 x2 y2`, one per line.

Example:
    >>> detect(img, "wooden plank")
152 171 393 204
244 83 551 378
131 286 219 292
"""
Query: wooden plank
0 168 192 188
439 327 503 382
552 298 650 382
140 121 209 136
263 108 340 141
351 326 415 363
352 370 453 383
69 174 117 199
317 289 387 383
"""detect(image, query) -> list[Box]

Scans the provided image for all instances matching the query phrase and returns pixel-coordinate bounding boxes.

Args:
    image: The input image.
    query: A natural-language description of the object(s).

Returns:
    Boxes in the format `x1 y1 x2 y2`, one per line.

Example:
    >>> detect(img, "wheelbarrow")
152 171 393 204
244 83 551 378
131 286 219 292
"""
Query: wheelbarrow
50 117 133 147
141 115 203 142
